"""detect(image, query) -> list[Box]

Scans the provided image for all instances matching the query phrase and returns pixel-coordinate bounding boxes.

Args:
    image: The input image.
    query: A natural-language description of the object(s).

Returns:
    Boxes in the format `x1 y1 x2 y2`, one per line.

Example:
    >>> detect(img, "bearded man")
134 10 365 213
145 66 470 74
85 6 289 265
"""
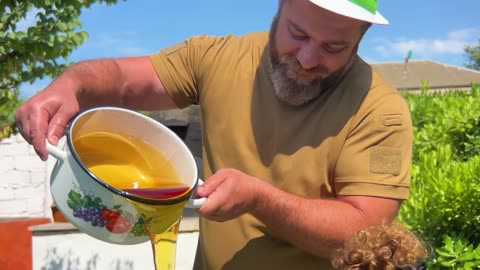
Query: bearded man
16 0 412 269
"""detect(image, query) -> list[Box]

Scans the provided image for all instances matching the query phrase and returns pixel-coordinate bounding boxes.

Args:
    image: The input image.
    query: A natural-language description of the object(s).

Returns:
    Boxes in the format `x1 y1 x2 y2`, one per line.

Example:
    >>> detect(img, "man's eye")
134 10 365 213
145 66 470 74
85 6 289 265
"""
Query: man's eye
323 44 345 54
291 32 308 41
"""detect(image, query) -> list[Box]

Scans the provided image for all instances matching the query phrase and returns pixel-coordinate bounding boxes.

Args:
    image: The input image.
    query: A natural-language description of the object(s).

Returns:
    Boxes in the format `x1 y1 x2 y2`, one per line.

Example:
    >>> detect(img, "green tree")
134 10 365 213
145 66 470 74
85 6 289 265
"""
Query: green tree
465 38 480 70
0 0 122 139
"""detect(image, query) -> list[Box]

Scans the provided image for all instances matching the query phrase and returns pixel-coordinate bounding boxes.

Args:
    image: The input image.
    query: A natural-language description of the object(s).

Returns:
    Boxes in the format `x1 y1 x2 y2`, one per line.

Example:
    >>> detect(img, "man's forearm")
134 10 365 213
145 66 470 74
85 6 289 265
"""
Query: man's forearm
251 183 395 257
57 57 176 110
55 59 125 109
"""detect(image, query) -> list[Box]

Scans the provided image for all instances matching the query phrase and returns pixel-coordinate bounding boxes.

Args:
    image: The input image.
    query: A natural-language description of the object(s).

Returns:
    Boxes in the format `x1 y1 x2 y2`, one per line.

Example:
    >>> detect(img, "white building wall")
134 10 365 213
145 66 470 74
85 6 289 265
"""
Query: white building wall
0 133 55 219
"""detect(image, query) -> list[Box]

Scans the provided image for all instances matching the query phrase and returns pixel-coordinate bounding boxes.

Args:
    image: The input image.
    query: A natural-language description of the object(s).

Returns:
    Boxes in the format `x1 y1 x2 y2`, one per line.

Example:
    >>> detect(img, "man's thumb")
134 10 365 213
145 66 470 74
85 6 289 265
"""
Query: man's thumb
47 117 68 145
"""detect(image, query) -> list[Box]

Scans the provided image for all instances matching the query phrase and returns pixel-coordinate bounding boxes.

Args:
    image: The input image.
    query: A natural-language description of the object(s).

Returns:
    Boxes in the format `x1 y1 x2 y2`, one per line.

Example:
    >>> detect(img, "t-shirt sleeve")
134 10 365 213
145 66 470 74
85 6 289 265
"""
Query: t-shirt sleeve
334 91 413 199
148 35 225 108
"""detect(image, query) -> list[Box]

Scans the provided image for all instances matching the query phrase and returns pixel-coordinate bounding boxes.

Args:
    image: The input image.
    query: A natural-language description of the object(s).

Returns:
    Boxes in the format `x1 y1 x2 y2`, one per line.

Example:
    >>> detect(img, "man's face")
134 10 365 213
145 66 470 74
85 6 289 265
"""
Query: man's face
267 0 366 106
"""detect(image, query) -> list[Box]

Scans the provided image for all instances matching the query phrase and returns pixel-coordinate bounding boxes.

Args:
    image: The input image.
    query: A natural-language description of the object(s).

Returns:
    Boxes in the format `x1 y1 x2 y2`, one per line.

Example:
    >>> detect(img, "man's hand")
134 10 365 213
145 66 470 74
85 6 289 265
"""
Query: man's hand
15 78 80 161
196 168 267 222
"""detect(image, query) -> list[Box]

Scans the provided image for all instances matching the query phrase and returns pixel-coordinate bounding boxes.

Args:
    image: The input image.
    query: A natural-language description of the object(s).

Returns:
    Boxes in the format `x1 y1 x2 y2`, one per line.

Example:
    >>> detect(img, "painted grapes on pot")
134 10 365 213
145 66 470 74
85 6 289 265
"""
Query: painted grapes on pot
67 190 148 236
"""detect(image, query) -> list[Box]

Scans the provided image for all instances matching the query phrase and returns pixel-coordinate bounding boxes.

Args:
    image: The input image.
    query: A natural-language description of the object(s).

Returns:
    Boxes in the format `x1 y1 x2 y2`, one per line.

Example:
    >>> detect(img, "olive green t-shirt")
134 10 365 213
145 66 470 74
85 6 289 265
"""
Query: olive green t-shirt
149 31 412 270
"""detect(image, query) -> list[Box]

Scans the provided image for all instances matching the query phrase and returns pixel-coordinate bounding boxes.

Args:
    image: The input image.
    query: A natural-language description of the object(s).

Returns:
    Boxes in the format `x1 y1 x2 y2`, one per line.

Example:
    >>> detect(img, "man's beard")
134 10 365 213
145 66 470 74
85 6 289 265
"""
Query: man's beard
266 14 355 106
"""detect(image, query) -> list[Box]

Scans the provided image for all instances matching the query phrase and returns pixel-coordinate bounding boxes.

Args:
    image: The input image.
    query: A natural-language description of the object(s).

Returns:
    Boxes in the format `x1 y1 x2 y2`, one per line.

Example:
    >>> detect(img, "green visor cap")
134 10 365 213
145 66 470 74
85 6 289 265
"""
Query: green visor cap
349 0 377 14
309 0 389 24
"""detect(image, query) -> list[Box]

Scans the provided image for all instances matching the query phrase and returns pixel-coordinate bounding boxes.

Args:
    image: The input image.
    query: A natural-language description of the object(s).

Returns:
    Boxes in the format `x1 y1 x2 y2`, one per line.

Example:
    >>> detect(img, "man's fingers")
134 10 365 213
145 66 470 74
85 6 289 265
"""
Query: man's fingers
198 170 238 219
196 170 228 197
29 108 51 161
47 113 69 145
198 190 224 217
14 112 31 144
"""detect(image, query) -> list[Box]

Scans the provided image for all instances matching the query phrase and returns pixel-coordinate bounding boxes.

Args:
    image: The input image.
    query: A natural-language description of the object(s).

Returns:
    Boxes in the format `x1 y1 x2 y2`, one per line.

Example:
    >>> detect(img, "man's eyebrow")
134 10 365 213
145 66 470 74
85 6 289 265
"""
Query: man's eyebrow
287 19 350 46
287 20 307 34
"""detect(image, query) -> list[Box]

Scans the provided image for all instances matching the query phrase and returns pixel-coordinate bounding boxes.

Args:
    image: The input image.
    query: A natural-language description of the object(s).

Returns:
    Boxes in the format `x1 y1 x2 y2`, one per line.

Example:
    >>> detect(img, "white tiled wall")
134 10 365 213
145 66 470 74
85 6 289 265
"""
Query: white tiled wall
0 133 55 219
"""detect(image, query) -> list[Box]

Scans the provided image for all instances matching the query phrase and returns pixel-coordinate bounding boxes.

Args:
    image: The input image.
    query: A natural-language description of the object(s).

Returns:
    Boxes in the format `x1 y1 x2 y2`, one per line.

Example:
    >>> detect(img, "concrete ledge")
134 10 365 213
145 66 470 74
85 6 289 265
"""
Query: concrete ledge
180 208 200 232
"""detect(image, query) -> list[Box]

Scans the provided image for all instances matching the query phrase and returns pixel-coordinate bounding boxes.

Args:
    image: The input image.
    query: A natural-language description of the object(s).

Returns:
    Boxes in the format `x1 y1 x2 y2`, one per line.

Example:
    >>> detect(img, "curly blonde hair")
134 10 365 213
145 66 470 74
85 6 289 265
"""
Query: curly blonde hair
331 222 429 270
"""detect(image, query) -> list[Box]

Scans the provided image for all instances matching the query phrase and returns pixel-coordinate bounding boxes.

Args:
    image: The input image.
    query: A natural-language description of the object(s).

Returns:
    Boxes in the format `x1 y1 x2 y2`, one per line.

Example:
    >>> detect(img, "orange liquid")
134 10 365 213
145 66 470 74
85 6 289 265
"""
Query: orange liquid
74 131 188 270
123 186 190 199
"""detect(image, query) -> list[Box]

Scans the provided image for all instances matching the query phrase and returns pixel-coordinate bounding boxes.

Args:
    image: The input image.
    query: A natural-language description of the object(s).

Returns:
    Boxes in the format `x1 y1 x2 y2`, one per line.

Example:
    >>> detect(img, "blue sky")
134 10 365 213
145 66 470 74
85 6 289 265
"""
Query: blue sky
19 0 480 98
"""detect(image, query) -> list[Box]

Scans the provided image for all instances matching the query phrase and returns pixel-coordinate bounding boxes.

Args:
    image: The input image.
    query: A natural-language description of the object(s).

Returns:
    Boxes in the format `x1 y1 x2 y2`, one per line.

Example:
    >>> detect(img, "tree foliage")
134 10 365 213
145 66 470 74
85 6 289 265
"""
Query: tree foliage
0 0 121 139
465 38 480 71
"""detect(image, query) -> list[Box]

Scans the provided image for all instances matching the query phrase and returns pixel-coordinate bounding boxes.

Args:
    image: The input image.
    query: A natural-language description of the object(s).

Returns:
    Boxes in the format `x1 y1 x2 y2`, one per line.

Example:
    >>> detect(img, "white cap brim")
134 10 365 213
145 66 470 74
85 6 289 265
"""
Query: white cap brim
309 0 389 25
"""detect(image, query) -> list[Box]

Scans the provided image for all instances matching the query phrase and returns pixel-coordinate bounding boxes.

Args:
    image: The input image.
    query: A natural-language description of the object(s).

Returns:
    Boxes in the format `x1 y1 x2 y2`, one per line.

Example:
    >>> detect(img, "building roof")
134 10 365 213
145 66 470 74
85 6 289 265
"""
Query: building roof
371 60 480 90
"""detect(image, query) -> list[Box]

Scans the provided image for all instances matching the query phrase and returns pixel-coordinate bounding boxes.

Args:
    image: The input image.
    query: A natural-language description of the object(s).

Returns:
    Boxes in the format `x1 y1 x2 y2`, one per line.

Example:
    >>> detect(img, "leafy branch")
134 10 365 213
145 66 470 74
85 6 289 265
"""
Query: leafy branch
0 0 123 139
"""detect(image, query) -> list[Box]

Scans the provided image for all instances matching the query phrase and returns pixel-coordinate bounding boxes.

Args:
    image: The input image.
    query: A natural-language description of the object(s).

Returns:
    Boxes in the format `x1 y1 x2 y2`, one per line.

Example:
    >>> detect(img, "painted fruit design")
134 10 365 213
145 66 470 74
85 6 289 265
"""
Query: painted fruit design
67 190 148 236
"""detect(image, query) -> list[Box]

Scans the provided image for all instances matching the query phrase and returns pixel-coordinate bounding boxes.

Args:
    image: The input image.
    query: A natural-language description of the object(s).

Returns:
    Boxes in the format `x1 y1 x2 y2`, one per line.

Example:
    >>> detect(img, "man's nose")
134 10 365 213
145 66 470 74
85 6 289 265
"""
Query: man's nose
296 43 321 70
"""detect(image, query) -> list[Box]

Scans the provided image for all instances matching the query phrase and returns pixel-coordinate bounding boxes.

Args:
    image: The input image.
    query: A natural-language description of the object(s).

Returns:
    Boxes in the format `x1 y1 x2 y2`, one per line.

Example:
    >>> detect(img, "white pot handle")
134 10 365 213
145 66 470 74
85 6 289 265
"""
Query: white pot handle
46 140 67 161
186 179 205 208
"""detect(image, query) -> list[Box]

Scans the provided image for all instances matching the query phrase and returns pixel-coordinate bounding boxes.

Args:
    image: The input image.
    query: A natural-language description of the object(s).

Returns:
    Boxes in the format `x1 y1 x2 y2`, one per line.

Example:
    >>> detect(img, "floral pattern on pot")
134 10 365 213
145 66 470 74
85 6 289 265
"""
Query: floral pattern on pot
67 190 149 237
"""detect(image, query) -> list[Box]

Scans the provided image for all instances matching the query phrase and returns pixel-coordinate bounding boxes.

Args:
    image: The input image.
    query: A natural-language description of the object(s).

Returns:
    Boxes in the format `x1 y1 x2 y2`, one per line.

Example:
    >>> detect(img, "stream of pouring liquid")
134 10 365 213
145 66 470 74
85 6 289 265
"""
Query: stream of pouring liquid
151 220 181 270
129 198 187 270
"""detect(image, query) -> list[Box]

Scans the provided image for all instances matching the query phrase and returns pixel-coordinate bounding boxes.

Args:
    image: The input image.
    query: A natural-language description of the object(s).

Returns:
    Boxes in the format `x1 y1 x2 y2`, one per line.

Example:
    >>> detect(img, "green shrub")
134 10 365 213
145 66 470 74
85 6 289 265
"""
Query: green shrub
398 84 480 269
398 145 480 246
435 232 480 269
403 84 480 161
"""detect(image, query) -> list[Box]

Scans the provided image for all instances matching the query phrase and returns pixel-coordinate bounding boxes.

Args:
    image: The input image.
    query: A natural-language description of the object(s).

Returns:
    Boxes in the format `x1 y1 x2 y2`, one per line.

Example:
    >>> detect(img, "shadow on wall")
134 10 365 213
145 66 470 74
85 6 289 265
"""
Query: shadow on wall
40 247 135 270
